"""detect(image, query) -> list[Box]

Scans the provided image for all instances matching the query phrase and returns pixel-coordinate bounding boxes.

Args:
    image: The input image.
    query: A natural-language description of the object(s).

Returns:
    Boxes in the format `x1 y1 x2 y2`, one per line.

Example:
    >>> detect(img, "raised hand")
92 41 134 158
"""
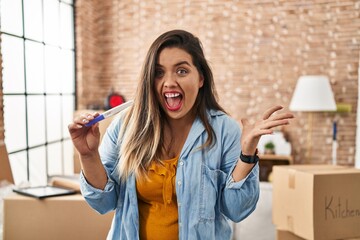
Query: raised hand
240 106 294 156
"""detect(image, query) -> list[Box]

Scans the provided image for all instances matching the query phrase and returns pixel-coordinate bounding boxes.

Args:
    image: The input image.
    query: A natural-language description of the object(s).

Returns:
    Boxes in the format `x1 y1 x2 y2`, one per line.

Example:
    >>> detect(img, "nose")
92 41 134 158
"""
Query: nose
163 73 177 87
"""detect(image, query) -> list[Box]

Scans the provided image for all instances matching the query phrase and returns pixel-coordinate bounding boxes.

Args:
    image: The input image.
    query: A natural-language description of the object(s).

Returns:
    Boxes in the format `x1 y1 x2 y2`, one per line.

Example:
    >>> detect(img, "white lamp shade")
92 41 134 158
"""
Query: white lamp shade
289 75 337 112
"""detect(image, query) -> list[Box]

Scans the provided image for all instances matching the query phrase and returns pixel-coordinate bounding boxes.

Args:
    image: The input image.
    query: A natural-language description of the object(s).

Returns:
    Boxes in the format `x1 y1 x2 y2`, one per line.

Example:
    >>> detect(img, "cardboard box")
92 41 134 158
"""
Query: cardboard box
0 145 14 184
277 229 360 240
3 193 113 240
272 165 360 240
277 229 306 240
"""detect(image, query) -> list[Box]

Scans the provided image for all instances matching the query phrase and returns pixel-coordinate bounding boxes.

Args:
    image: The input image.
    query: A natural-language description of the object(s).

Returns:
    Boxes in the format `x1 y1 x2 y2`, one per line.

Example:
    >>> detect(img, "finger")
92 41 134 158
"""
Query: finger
260 119 290 130
262 105 283 120
68 122 83 131
269 112 295 121
73 112 97 125
249 128 274 138
82 113 97 121
73 115 88 125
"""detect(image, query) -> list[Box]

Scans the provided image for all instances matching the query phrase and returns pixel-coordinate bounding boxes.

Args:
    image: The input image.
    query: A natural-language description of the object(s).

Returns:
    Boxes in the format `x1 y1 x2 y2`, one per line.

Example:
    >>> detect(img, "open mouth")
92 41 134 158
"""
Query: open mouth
164 92 183 111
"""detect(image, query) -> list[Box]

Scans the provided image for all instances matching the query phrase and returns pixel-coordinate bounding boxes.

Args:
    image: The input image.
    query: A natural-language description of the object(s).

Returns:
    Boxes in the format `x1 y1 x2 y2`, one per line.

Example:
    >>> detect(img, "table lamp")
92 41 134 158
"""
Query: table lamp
289 75 337 163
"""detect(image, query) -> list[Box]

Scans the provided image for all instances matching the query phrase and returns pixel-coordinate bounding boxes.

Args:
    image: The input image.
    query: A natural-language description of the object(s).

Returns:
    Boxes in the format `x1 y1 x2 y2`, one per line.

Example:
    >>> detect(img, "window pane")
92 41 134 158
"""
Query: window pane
60 3 74 49
25 40 45 93
63 140 74 175
62 95 74 138
45 45 61 93
24 0 43 41
46 95 62 142
1 0 75 187
1 35 25 93
44 0 60 45
47 142 63 176
61 50 75 93
3 96 27 153
9 151 28 186
29 146 47 186
27 96 46 147
0 0 23 36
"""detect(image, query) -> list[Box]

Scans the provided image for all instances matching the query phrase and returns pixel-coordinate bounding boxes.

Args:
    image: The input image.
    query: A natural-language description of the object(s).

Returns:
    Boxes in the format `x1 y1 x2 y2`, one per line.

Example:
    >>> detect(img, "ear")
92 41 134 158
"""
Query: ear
198 75 204 88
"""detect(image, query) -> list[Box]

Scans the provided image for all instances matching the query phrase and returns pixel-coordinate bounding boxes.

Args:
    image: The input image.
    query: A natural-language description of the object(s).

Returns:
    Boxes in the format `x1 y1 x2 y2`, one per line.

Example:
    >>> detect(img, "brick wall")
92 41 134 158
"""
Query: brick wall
55 0 360 164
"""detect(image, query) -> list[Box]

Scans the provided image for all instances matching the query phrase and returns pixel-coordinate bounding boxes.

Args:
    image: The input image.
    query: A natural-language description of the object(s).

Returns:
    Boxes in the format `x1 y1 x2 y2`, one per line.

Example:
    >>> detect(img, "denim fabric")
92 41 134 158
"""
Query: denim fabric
80 109 260 240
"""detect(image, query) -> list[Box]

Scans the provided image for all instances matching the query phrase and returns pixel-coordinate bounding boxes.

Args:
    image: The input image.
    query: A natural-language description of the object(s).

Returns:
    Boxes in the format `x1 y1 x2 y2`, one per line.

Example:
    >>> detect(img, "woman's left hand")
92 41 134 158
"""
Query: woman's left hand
240 106 294 155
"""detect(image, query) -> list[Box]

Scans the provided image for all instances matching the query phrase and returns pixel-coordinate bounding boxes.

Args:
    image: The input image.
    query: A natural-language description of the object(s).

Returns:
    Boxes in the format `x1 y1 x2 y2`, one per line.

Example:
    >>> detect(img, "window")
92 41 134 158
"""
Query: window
1 0 75 186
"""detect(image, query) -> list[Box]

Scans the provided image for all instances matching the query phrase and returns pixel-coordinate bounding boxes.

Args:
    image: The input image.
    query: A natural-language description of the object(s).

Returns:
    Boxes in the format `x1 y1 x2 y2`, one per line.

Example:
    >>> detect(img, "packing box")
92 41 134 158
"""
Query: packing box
272 165 360 240
3 193 113 240
277 229 307 240
276 229 360 240
0 145 14 184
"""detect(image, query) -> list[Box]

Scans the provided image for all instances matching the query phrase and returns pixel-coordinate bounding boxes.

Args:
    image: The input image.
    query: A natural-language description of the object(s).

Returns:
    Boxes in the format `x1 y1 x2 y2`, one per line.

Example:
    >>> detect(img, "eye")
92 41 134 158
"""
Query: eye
177 68 188 76
155 69 164 78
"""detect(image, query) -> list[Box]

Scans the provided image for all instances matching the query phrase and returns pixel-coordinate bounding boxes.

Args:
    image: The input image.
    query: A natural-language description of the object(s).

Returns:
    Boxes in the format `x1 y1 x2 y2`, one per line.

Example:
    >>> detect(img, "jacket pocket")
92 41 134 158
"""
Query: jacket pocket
199 164 227 221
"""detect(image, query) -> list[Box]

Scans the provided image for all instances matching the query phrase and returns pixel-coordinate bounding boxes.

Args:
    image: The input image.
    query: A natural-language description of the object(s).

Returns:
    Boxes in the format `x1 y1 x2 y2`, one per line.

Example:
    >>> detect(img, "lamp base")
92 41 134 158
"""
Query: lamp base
305 112 313 163
332 140 337 165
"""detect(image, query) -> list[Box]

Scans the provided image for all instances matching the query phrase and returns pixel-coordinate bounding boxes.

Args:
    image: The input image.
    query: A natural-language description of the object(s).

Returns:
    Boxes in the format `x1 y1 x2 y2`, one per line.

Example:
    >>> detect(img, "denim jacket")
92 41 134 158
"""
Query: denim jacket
80 109 260 240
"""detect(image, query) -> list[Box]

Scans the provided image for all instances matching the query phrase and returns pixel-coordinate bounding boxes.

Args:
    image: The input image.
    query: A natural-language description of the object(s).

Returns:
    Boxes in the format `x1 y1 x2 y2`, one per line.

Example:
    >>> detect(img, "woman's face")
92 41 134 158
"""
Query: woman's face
154 47 204 122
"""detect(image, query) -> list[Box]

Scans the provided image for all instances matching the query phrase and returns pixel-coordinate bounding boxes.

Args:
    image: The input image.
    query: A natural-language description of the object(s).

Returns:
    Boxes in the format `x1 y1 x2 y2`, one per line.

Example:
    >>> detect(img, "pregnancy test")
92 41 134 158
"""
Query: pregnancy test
85 100 133 127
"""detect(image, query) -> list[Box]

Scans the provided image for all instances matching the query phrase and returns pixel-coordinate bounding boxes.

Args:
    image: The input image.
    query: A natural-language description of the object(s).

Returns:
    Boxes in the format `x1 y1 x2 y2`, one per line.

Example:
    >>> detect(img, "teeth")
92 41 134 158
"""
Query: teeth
165 93 180 98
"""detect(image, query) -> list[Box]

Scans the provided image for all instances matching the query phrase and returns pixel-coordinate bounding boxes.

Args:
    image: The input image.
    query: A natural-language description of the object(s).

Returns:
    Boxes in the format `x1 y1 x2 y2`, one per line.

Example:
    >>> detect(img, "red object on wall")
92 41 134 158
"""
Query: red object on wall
106 93 125 109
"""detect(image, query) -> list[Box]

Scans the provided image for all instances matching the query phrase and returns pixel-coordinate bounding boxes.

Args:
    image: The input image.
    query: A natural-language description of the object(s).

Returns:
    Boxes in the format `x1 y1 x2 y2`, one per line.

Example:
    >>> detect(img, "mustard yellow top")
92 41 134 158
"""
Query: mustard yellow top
136 156 179 240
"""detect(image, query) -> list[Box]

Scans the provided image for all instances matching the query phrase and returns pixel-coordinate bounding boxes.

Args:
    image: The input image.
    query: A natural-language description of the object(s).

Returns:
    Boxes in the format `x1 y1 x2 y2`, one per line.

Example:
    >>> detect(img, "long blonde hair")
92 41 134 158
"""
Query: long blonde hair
118 30 225 181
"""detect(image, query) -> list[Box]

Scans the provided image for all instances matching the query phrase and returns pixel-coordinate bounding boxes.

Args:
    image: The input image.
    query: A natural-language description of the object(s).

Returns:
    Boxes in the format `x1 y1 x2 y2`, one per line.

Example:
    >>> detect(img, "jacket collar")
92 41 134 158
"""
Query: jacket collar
179 109 225 159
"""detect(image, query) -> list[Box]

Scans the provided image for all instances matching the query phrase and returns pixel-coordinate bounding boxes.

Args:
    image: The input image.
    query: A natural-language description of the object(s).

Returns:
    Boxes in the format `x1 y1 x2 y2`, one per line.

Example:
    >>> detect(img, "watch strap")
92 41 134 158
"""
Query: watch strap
240 149 259 164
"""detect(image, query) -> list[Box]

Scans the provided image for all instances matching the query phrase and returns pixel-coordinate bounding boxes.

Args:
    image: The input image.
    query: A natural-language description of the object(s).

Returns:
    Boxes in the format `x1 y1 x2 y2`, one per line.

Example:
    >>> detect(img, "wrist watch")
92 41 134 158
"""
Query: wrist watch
240 149 259 164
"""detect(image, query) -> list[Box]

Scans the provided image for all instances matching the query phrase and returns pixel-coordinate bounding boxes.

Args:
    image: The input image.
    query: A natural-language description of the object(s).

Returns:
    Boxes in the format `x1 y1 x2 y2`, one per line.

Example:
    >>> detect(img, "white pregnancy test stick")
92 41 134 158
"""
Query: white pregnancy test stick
85 100 133 127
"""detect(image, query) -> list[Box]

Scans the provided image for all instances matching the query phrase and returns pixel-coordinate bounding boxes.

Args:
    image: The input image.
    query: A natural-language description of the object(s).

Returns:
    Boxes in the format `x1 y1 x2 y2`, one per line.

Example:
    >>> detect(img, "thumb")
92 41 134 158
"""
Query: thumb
91 123 100 137
241 118 250 128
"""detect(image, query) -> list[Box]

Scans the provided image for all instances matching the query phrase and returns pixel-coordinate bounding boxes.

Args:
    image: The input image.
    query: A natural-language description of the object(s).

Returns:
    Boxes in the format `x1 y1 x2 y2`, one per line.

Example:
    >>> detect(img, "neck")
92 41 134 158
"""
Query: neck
162 114 195 159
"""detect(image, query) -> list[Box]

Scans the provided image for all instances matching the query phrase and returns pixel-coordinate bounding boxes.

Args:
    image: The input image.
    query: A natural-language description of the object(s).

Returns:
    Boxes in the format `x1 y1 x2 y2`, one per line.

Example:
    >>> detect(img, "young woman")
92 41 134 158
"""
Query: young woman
68 29 294 240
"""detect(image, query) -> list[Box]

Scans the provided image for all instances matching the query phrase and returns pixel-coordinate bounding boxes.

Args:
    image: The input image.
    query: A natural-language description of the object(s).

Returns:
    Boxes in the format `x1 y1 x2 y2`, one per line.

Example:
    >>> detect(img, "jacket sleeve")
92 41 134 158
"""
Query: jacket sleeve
219 118 260 222
79 116 123 215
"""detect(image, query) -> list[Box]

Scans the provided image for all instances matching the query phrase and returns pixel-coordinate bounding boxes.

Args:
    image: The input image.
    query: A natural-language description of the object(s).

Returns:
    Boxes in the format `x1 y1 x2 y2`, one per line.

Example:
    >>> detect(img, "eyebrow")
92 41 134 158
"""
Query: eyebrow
175 61 191 67
156 60 191 68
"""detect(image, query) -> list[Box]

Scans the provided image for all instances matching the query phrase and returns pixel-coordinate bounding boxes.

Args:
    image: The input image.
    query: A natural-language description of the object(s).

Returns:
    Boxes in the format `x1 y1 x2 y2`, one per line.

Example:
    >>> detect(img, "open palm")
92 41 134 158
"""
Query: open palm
240 106 294 156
